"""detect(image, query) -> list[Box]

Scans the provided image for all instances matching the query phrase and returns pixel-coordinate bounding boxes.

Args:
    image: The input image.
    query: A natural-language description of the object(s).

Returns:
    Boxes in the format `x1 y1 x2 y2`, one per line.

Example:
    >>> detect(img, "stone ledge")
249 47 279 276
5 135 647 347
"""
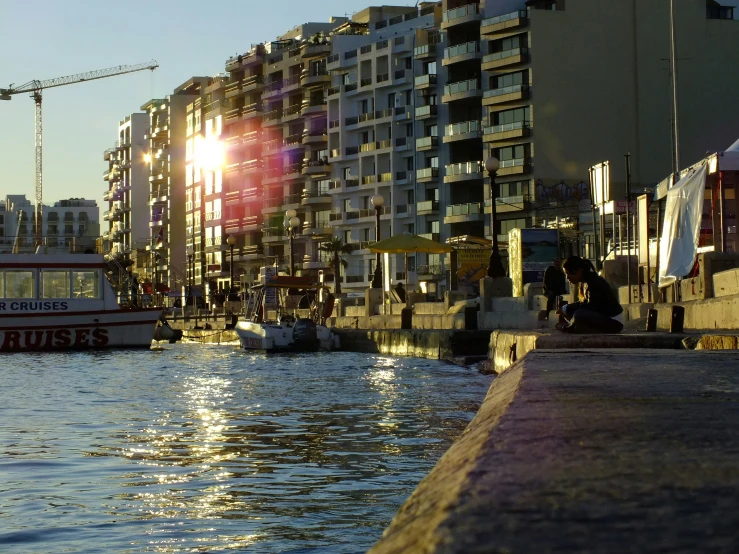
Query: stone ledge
369 350 739 553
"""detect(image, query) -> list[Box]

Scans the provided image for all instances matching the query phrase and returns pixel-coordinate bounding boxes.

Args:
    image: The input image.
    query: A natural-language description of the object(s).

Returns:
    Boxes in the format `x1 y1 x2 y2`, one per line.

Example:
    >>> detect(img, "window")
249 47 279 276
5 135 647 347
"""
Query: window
5 270 35 298
342 167 353 179
343 199 352 211
42 270 70 298
499 180 530 197
493 71 527 89
406 157 414 170
428 156 439 168
426 61 437 74
405 123 413 137
426 124 438 137
491 35 526 53
361 227 370 241
496 145 527 161
343 230 352 244
405 57 412 69
493 106 530 125
500 218 527 235
406 190 415 204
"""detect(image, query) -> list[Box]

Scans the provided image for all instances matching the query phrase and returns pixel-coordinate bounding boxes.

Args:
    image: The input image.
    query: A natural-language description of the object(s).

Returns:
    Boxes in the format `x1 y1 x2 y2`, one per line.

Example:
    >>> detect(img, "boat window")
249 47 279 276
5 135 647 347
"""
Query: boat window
73 270 100 299
5 271 35 299
42 270 71 299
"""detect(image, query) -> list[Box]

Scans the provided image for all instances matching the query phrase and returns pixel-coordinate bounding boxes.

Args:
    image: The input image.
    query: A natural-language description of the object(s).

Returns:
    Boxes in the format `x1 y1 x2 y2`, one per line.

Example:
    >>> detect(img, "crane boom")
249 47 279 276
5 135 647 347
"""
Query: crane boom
0 61 158 247
0 61 159 97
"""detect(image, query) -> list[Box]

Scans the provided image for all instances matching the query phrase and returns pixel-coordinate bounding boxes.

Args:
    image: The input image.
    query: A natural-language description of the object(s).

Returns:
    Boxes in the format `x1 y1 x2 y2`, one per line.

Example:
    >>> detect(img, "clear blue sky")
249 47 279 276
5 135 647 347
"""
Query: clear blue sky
0 0 412 211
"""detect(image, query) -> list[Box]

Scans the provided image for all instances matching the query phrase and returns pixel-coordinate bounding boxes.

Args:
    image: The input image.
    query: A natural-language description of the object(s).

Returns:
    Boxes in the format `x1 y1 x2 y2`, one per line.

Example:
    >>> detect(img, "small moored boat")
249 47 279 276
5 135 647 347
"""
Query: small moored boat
0 250 163 351
235 274 339 353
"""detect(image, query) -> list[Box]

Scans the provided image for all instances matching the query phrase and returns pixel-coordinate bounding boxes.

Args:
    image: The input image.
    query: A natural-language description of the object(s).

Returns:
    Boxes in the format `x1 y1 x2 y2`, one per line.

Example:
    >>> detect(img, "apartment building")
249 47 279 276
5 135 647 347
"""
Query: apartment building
0 195 99 253
102 113 149 261
327 5 442 291
142 78 208 292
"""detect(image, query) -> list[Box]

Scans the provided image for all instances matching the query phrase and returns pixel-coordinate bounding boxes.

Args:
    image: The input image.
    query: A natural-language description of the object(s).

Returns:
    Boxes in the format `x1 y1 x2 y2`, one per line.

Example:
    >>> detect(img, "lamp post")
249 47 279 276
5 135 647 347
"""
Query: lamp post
370 194 384 288
226 235 236 299
285 209 300 276
485 156 506 279
186 246 194 318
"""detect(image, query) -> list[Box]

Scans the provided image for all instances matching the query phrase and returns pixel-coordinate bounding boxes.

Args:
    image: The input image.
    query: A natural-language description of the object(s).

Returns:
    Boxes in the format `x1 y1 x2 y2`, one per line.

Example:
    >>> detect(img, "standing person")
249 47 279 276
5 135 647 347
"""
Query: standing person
394 281 406 303
555 256 623 333
542 257 567 319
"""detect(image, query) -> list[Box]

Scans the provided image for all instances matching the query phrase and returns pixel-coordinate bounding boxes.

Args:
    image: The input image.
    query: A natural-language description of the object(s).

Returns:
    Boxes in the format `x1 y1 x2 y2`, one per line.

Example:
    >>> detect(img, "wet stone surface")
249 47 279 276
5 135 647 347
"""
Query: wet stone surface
371 349 739 553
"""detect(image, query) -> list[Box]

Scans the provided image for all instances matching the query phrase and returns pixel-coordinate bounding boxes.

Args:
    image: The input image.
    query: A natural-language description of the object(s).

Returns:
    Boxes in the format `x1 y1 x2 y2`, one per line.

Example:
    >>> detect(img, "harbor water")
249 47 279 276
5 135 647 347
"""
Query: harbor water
1 344 493 553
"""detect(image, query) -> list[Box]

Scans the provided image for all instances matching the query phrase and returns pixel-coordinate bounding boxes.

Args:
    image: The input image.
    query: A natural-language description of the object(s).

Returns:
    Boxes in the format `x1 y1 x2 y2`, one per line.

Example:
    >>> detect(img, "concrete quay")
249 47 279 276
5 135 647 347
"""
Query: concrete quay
369 349 739 554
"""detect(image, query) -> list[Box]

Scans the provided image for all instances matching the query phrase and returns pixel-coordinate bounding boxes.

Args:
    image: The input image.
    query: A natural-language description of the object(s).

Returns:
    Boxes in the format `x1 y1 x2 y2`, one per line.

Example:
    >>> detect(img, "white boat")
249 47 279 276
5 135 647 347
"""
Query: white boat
0 250 162 352
235 275 340 353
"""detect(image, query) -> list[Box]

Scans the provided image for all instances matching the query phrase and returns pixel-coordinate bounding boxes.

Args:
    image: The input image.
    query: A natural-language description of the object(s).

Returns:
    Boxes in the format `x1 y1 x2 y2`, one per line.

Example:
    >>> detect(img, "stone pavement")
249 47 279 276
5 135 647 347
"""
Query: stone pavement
369 349 739 553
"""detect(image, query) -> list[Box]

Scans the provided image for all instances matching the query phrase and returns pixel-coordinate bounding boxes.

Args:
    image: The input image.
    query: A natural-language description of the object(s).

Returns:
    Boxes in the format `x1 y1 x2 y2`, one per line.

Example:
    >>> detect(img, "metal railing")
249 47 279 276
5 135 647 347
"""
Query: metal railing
482 10 527 27
483 83 529 99
444 41 479 59
444 78 479 96
446 120 481 136
446 202 482 217
483 47 529 64
442 3 478 22
445 161 483 176
484 120 529 135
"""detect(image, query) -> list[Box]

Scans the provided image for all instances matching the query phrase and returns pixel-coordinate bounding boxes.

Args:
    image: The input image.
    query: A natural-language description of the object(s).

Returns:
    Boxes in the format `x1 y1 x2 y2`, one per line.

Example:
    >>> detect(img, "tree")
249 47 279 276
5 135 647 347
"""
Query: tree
318 236 353 295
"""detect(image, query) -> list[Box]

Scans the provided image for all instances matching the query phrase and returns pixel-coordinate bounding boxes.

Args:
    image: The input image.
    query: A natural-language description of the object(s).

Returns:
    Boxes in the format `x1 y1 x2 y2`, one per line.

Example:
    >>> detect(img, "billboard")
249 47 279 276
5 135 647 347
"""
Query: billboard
456 248 489 293
509 228 559 296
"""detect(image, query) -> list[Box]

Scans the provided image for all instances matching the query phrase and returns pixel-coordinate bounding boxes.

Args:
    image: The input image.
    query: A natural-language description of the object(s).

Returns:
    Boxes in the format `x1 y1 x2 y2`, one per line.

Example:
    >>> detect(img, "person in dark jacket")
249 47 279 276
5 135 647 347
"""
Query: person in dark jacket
542 257 567 318
555 256 623 333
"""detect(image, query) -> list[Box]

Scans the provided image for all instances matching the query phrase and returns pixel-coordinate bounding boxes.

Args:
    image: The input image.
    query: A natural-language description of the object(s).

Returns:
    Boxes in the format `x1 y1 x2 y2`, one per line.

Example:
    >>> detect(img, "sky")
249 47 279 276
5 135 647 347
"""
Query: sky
0 0 415 211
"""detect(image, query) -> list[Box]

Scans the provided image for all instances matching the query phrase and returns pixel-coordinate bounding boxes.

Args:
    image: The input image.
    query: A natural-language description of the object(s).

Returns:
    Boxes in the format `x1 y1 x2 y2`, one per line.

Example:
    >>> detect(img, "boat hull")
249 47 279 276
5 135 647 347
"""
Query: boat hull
0 308 162 352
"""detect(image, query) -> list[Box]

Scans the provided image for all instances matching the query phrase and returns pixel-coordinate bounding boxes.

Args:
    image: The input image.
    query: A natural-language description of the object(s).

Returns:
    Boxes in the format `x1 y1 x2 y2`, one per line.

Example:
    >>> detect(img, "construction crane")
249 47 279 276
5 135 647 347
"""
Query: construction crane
0 61 159 246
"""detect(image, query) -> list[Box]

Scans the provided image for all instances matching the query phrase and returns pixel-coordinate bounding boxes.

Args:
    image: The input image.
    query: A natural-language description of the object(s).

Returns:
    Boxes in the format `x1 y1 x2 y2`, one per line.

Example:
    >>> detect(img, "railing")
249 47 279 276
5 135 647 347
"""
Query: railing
446 202 482 217
378 172 392 182
344 82 358 92
344 49 357 60
345 146 359 156
483 83 529 99
498 157 530 169
446 120 481 136
484 120 529 134
417 200 439 212
443 3 478 22
416 136 438 149
415 105 437 118
414 44 433 57
284 192 302 205
327 53 339 64
395 137 407 148
283 162 303 175
395 170 408 181
360 77 373 87
376 73 389 83
345 115 359 126
205 211 222 221
482 10 527 27
394 69 407 80
327 86 341 96
376 39 388 50
284 133 302 145
262 108 282 122
444 41 479 59
360 44 372 55
361 174 377 185
446 161 483 176
415 74 437 87
444 78 479 96
416 167 439 180
283 74 301 88
205 236 223 247
377 139 392 150
483 47 528 64
417 264 443 275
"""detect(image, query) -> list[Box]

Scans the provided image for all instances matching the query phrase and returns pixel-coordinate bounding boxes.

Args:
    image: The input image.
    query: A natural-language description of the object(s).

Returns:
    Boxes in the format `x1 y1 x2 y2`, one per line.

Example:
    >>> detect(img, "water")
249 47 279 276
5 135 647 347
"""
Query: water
0 345 493 553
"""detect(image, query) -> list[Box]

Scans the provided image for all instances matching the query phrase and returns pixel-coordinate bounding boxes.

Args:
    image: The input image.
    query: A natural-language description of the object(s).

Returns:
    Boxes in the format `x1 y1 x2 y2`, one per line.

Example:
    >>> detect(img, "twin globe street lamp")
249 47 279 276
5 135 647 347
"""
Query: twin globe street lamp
285 209 301 276
370 194 384 289
485 155 506 279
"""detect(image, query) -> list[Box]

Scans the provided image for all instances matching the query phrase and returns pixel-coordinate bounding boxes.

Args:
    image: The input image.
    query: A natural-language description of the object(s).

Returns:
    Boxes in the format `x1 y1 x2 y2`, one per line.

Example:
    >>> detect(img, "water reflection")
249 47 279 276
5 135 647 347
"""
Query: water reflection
2 347 491 553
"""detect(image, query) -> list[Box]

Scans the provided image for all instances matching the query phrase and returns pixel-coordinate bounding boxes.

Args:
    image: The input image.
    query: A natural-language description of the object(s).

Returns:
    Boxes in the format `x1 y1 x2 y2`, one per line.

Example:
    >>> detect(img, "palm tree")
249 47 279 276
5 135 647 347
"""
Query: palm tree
318 237 353 295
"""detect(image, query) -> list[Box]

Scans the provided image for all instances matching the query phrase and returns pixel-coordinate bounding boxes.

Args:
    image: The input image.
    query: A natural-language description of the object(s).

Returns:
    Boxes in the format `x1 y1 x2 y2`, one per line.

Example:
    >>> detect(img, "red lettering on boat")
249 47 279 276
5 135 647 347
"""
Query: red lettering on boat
92 328 109 346
2 331 21 350
54 329 72 347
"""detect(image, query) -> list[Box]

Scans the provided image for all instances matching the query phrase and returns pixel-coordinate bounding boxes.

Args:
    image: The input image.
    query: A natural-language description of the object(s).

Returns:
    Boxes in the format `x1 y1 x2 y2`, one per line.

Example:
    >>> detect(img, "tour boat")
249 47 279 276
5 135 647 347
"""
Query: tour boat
235 274 339 353
0 250 163 352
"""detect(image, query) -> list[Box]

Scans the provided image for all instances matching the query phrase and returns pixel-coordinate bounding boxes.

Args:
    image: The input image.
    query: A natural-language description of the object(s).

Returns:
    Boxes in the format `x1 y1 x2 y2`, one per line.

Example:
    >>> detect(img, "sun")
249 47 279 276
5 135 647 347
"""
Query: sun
195 136 225 171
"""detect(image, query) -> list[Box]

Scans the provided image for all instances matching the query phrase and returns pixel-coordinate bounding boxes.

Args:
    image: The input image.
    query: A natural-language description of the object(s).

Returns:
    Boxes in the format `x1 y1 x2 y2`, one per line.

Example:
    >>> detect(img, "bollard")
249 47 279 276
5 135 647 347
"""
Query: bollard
401 307 412 330
670 305 685 334
646 309 658 332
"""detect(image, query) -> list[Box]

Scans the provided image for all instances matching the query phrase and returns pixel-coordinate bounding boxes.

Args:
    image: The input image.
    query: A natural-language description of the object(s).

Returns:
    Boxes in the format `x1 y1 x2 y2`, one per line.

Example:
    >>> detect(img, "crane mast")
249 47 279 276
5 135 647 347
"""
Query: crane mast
1 61 159 247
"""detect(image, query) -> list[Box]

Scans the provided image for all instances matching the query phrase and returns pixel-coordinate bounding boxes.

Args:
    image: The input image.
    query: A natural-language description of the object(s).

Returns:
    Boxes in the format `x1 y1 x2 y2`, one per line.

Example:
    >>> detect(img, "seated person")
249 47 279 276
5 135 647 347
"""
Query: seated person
394 281 406 303
556 256 623 334
542 257 568 319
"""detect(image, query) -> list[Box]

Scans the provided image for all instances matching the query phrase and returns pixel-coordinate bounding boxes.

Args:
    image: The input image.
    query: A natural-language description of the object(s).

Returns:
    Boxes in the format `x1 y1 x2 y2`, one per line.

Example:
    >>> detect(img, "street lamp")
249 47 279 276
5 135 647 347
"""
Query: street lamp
186 246 194 317
226 235 237 299
485 156 506 279
370 194 384 288
285 209 300 276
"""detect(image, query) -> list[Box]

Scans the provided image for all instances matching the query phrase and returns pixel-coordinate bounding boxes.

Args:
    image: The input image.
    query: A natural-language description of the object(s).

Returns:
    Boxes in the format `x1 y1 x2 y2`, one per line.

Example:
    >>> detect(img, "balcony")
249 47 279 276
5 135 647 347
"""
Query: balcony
481 10 528 35
302 186 331 206
444 202 484 224
263 137 282 155
395 170 410 183
283 74 301 92
416 136 438 151
301 68 330 87
442 79 480 103
394 137 410 152
302 130 327 145
483 120 531 142
262 227 285 243
415 105 437 120
283 162 303 180
496 157 532 176
441 3 480 30
205 210 222 223
262 108 283 126
225 80 242 98
418 233 440 243
283 133 303 150
243 159 263 174
302 160 331 176
414 43 436 59
242 103 263 120
302 252 332 271
482 47 529 71
416 167 439 183
262 79 283 99
327 85 341 97
301 101 327 117
261 198 284 214
444 120 482 143
417 200 440 215
442 41 480 66
302 221 332 237
301 41 331 59
225 107 241 125
444 161 483 183
483 83 530 106
242 74 264 93
417 264 443 278
282 104 302 121
414 73 437 89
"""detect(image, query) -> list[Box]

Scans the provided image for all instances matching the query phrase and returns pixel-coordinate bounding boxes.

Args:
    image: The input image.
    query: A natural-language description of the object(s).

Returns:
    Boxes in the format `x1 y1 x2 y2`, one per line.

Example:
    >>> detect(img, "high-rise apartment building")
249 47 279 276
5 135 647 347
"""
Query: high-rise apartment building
102 113 149 260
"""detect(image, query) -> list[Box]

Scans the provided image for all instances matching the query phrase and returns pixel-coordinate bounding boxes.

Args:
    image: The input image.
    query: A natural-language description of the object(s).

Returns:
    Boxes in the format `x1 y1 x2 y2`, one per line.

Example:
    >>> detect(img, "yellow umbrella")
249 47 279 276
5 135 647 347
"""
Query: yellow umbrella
370 233 453 288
